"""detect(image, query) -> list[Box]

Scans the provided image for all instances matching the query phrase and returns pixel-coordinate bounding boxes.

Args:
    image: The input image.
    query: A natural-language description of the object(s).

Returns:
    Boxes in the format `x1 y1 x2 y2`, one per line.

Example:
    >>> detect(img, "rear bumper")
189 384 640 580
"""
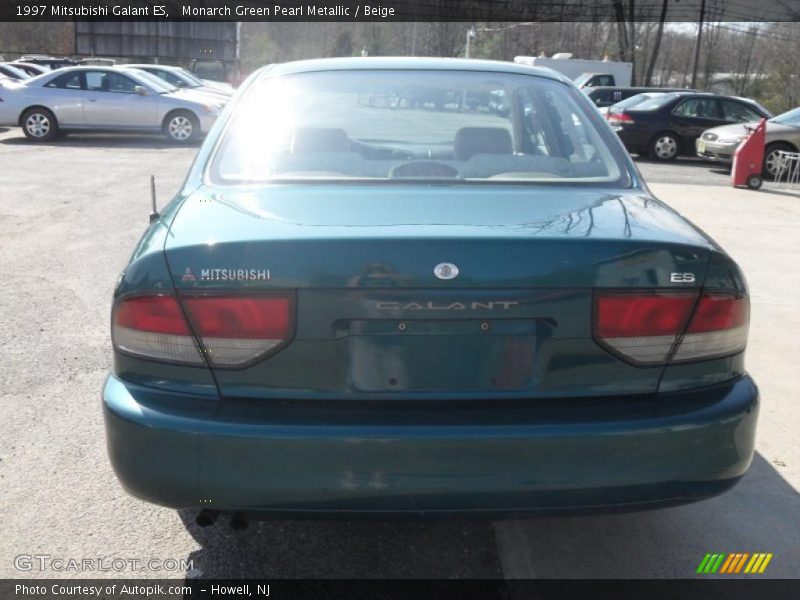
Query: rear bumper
613 126 652 155
103 374 758 516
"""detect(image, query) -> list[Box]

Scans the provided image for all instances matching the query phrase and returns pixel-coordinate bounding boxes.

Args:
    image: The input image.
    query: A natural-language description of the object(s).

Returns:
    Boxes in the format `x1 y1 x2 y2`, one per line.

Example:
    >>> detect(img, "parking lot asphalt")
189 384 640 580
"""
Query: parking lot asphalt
0 129 797 580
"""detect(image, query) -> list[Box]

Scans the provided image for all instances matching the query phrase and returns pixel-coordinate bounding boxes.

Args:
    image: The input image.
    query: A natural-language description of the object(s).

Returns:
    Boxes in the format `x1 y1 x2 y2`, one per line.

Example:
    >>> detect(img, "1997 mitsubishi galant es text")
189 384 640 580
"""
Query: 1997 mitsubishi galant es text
103 58 758 522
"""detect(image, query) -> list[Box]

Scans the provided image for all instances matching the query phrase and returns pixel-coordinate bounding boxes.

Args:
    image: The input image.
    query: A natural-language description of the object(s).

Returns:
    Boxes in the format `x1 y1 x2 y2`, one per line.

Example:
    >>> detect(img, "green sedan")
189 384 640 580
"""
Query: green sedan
104 58 758 524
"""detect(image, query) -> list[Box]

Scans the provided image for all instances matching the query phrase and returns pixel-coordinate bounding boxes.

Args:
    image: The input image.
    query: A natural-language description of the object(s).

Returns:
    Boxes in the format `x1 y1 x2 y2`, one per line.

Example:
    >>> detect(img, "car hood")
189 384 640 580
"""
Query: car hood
198 85 233 98
705 120 799 138
201 79 234 92
164 89 226 107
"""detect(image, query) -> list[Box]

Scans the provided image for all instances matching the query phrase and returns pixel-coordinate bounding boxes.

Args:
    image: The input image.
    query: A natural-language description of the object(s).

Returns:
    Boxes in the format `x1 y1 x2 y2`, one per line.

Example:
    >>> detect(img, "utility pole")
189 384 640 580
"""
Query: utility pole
690 0 706 89
465 28 476 58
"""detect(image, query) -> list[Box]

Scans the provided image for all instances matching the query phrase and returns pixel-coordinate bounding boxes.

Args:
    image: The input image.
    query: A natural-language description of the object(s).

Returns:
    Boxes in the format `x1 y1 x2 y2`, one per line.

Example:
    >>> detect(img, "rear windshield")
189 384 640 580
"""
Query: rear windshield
209 70 628 185
614 93 663 109
634 94 678 110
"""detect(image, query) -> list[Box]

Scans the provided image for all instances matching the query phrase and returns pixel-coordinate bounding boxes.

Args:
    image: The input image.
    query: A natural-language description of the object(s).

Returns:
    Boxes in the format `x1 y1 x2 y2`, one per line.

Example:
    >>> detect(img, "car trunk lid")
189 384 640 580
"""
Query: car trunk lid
164 184 715 399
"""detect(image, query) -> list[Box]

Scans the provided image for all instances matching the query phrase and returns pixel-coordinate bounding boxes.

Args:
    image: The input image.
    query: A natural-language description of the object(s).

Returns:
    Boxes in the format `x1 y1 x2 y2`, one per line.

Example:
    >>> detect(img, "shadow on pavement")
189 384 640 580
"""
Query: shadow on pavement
0 132 201 149
634 155 731 173
178 514 502 578
494 453 800 578
173 455 796 579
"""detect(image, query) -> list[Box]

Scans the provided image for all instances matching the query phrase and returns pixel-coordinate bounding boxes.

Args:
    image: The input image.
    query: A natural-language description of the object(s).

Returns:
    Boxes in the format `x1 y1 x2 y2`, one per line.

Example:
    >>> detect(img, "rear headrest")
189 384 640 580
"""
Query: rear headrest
454 127 513 161
290 128 350 153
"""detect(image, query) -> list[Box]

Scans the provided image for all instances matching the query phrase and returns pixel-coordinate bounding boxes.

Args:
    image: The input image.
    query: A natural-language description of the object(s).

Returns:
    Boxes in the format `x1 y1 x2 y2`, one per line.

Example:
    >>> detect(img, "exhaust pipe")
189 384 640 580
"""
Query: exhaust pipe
229 512 249 531
195 509 220 527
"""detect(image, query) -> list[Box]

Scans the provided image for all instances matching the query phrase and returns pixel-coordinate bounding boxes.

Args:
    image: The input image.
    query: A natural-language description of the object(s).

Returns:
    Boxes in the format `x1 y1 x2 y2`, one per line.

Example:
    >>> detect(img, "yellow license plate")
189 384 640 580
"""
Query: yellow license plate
698 141 706 153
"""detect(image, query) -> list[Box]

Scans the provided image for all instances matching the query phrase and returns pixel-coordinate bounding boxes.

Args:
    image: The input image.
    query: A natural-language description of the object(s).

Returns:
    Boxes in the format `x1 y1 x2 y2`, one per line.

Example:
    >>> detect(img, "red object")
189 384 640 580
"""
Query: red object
731 117 767 190
608 111 634 125
182 296 291 340
115 295 191 335
594 291 696 338
686 293 749 333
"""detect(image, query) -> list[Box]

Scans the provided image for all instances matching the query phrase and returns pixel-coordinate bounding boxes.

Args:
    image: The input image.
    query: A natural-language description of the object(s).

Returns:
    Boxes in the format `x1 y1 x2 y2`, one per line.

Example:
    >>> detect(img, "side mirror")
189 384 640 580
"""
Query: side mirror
133 86 147 96
176 80 187 87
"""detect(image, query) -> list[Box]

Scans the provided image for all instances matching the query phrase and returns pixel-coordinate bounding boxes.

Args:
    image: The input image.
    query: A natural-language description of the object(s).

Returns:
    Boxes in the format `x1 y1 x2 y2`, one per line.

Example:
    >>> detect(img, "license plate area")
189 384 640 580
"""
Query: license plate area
348 319 536 392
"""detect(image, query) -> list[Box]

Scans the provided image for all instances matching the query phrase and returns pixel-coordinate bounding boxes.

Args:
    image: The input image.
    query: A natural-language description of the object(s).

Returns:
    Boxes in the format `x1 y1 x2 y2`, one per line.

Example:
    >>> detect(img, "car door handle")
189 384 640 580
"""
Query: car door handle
88 98 97 102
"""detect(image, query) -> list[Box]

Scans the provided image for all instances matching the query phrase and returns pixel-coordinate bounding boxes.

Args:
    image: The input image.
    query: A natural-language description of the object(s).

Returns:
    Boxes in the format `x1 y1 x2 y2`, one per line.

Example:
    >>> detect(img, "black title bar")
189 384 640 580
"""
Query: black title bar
2 0 800 22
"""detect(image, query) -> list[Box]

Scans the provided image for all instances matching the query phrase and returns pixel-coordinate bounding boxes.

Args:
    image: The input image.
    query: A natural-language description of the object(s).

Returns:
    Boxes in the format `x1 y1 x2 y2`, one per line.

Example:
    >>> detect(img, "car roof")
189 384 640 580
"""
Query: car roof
259 57 571 84
126 64 177 70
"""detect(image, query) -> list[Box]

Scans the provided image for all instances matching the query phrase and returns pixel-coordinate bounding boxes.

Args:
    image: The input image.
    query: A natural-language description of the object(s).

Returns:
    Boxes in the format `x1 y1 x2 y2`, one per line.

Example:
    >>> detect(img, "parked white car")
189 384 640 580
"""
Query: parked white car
0 66 226 142
124 64 234 99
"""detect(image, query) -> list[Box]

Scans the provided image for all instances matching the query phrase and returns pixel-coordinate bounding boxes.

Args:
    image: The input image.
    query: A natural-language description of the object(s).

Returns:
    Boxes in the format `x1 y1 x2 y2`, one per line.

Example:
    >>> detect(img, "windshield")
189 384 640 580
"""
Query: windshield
125 69 177 93
2 64 30 79
210 70 627 185
770 107 800 127
178 68 204 86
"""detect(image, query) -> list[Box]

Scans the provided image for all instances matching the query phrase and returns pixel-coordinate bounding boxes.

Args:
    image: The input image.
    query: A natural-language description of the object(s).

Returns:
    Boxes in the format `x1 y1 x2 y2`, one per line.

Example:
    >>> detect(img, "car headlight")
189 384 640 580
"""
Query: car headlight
717 135 746 144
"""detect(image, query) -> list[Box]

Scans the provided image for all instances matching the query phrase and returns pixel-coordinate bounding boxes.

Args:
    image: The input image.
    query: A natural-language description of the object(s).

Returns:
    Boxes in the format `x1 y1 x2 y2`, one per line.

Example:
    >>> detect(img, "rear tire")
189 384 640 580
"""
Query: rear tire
21 107 58 142
763 143 794 179
163 110 199 143
649 132 680 161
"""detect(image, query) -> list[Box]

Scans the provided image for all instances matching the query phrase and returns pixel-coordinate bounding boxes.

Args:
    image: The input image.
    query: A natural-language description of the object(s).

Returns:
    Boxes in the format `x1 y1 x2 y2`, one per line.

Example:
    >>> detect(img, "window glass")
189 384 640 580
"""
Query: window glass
771 107 800 127
721 100 762 123
46 72 83 90
86 71 136 93
211 70 627 185
614 93 662 109
673 98 720 119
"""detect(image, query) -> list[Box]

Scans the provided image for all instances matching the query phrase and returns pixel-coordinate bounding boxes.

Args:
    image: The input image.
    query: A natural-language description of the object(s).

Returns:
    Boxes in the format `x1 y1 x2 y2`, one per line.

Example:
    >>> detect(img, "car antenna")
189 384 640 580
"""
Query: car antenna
149 175 160 223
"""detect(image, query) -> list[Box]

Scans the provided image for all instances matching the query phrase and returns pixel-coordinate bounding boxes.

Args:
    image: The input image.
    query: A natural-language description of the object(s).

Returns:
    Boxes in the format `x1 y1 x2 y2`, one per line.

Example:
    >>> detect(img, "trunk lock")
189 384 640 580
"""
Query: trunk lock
397 322 407 332
480 321 491 332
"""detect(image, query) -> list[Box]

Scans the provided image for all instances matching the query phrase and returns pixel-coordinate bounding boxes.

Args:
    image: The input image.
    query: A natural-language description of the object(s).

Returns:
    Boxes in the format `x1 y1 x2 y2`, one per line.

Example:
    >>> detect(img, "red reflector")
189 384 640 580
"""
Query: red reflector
114 296 191 335
181 296 290 340
686 294 748 333
595 292 697 338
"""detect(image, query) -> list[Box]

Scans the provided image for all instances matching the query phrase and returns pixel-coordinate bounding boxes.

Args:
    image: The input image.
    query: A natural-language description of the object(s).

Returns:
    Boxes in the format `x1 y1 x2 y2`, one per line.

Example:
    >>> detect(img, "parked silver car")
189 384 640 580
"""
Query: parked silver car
0 66 226 142
697 106 800 176
0 63 31 80
124 64 234 99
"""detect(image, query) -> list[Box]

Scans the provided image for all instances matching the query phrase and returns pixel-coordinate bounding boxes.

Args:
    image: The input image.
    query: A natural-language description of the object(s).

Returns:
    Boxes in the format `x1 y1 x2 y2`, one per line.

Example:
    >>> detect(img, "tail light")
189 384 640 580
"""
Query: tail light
181 295 293 367
671 293 748 362
112 293 294 368
593 291 748 365
608 111 634 125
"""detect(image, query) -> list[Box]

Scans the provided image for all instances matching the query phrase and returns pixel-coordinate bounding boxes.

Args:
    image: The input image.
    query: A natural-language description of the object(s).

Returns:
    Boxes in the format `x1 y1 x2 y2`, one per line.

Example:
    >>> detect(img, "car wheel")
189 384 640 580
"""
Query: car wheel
163 111 199 143
763 143 794 179
21 107 58 142
746 174 763 190
649 132 679 161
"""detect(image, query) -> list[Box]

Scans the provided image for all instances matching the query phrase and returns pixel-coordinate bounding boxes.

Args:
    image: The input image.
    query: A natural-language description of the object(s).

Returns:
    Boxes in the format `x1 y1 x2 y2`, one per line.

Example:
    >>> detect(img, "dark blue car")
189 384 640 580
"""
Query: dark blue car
609 92 771 160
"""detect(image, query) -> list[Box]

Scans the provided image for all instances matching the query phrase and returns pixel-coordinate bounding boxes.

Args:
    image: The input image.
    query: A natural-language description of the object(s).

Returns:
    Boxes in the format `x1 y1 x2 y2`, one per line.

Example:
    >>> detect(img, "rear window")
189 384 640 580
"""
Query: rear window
210 70 627 185
614 93 663 109
635 94 679 110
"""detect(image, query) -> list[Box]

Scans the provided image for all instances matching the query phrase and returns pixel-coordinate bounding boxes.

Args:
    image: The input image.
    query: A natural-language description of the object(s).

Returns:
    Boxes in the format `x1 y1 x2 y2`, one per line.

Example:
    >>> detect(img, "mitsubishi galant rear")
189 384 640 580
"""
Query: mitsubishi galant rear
103 58 758 520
